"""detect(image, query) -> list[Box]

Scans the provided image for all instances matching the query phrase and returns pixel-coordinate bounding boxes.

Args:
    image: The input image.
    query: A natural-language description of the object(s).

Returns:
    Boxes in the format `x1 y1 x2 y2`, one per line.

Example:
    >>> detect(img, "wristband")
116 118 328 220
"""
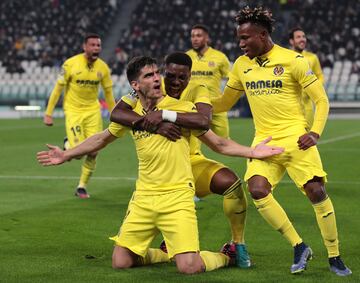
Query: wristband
162 110 177 122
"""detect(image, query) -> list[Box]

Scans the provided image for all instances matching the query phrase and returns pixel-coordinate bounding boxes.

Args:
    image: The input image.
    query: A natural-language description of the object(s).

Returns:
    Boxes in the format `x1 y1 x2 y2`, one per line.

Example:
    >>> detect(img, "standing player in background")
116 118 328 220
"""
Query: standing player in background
43 33 115 198
110 52 252 268
186 24 231 138
211 6 351 276
289 27 325 127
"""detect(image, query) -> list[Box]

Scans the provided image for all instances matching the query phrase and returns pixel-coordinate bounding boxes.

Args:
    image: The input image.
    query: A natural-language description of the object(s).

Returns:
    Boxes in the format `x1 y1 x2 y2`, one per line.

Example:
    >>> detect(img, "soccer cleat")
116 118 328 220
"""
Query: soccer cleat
75 187 90 199
63 137 70 150
220 242 237 266
291 242 313 274
236 243 251 268
329 256 352 276
159 240 168 253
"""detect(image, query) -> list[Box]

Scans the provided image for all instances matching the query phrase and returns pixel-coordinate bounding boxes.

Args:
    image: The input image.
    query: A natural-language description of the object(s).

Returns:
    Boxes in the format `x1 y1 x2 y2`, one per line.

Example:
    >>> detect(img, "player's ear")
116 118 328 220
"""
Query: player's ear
289 38 294 46
130 80 139 91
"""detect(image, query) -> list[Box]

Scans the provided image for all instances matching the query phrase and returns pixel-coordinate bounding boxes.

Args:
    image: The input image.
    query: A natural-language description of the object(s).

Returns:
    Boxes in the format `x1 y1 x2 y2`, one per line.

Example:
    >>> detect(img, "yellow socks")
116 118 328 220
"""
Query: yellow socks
313 197 339 257
78 155 96 188
200 251 229 271
141 248 170 265
253 194 302 246
223 179 247 243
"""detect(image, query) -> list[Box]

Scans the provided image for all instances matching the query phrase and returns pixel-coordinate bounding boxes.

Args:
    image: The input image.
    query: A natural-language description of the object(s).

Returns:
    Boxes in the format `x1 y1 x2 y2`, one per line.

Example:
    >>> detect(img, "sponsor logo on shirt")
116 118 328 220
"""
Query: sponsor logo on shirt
97 72 103 79
273 65 284 76
245 80 283 96
191 70 214 76
208 61 215 67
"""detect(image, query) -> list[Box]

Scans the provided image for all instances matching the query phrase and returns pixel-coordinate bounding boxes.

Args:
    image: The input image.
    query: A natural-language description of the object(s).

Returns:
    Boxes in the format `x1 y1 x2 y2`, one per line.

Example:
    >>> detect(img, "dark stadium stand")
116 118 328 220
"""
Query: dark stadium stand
0 0 359 104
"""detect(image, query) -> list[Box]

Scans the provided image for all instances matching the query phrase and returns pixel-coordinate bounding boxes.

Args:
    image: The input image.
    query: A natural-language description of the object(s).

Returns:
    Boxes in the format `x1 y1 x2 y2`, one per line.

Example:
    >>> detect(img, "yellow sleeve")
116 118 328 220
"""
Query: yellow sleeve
103 87 115 112
304 80 329 136
312 55 324 85
45 61 71 115
121 91 138 109
45 82 64 116
101 64 113 89
291 55 318 89
220 54 231 79
211 86 243 113
192 84 211 105
107 122 129 138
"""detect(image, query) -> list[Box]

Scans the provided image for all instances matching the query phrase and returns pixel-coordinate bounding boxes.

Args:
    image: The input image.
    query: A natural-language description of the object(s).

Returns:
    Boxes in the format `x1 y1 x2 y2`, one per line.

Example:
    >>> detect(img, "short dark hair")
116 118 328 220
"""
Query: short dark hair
126 56 157 83
84 33 100 43
164 52 192 70
235 6 275 34
191 24 209 34
289 27 304 40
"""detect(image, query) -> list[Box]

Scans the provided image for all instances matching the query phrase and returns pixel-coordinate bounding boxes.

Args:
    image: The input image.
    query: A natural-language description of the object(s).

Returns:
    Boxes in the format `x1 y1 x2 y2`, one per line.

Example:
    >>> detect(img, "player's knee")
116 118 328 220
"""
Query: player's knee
175 254 204 274
305 186 327 203
248 186 270 200
112 246 136 269
176 261 203 274
211 168 239 195
112 256 133 269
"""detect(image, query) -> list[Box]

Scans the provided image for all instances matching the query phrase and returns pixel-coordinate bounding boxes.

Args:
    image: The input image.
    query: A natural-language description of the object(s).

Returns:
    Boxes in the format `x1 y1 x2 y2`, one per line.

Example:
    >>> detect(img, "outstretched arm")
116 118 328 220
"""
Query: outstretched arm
198 130 284 159
37 129 117 166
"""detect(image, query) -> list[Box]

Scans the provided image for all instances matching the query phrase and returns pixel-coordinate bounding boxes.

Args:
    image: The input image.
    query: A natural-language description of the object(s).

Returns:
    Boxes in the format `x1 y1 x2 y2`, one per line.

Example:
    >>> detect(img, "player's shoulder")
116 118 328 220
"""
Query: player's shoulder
186 49 196 57
63 54 82 66
162 96 196 111
303 50 318 60
208 47 228 59
96 57 110 67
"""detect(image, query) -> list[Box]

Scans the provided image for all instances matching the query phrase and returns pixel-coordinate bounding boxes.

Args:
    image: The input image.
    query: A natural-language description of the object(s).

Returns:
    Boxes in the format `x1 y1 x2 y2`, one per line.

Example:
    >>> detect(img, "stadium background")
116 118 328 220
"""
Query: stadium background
1 1 360 282
0 0 359 117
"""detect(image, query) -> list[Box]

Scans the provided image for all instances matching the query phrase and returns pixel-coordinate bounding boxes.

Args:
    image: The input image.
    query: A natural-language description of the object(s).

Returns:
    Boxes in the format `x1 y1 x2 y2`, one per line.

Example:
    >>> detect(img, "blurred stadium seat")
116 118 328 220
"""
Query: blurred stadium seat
0 0 359 105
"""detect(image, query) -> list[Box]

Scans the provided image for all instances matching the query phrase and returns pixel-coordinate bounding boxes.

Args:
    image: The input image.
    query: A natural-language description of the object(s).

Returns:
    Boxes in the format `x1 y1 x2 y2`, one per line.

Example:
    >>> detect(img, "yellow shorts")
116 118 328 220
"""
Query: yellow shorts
111 189 199 258
211 112 229 138
190 154 227 197
64 110 102 148
245 134 327 193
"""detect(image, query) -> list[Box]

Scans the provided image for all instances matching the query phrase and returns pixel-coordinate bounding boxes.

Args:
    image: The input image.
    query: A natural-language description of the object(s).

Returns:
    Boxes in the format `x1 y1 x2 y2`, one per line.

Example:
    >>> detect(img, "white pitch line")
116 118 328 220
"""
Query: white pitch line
317 132 360 145
0 175 136 181
0 175 359 185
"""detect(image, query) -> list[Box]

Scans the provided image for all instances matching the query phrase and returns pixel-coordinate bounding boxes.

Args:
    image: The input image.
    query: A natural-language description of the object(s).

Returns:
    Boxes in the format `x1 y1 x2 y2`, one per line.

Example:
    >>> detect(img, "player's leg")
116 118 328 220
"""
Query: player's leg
64 111 89 197
191 155 250 267
210 112 229 138
158 189 231 273
111 193 169 269
246 153 311 274
76 110 103 197
211 168 251 268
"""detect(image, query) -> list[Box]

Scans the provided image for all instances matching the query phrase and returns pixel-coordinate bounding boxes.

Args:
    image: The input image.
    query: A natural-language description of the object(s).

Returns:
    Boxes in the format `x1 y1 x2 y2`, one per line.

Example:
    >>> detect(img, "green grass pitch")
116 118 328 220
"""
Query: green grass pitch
0 118 359 282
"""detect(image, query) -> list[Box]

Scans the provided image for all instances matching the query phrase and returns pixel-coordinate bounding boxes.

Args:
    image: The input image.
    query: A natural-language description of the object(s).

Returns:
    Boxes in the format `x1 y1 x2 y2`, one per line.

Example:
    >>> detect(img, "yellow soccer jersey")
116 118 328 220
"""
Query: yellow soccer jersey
300 50 324 127
57 54 113 112
186 47 230 98
302 51 324 84
228 44 319 138
109 95 201 195
122 80 211 155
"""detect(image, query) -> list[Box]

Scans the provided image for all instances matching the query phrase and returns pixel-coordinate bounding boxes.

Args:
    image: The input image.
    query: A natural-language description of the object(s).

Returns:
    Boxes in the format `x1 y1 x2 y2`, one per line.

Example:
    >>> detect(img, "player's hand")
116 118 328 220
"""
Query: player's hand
156 122 181 142
142 111 163 131
252 136 285 158
297 131 319 150
43 115 53 126
37 144 67 166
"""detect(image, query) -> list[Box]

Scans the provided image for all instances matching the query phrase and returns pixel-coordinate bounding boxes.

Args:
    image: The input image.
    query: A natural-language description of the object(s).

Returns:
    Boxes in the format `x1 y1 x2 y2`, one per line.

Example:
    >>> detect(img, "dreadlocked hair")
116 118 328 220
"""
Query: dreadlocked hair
235 6 275 34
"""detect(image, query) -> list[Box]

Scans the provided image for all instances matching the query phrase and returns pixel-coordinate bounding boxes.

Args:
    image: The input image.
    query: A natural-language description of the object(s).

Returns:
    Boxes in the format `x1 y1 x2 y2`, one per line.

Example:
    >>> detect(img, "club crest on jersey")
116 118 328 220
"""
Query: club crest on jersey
97 72 103 79
208 61 215 67
273 65 284 76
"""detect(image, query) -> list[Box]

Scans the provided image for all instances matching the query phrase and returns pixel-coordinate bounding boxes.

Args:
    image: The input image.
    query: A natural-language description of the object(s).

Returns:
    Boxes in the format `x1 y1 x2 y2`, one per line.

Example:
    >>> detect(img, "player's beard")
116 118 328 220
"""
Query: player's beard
193 44 206 53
